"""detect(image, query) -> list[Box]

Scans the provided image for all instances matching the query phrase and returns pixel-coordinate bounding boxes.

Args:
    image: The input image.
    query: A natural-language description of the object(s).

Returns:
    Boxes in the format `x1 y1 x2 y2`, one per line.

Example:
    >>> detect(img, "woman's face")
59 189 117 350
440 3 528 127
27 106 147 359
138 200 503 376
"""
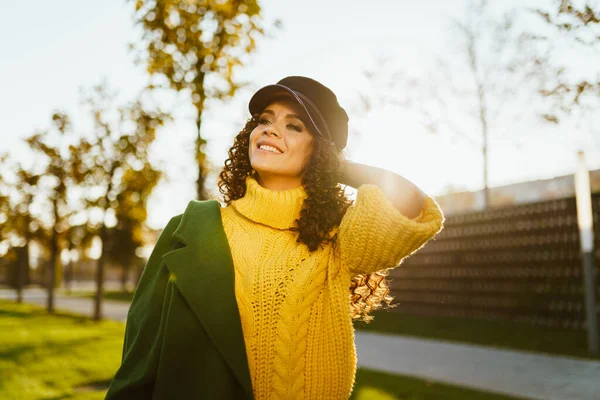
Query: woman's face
248 98 315 190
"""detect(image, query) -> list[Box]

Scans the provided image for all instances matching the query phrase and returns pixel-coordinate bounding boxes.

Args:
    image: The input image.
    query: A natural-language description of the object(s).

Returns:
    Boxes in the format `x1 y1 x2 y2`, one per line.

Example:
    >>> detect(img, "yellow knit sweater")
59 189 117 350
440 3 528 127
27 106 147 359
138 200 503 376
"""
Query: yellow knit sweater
219 175 444 399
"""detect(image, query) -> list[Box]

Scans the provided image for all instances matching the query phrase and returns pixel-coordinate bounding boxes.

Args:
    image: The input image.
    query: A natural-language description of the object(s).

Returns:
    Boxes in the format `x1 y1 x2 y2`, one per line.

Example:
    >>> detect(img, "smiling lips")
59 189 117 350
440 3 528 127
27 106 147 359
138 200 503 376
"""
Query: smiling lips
257 144 283 154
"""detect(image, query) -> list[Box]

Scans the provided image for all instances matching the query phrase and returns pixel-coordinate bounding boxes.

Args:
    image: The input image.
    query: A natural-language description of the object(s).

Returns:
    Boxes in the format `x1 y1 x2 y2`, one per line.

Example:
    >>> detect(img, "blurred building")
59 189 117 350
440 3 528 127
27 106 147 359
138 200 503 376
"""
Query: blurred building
436 168 600 215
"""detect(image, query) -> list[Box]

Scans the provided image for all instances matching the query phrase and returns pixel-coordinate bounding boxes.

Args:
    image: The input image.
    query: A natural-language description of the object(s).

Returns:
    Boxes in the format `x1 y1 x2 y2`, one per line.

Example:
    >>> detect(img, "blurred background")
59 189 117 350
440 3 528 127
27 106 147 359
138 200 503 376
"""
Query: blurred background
1 0 599 399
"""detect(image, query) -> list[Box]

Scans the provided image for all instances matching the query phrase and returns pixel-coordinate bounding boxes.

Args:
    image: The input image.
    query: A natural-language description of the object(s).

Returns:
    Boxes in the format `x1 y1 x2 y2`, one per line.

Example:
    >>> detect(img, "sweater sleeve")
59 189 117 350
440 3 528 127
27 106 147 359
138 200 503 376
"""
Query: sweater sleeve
336 183 444 275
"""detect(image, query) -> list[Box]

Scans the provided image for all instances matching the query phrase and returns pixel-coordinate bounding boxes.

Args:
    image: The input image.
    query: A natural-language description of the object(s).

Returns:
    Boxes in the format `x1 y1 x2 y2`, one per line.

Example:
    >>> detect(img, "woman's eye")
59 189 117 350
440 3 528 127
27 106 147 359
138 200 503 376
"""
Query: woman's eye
258 117 301 132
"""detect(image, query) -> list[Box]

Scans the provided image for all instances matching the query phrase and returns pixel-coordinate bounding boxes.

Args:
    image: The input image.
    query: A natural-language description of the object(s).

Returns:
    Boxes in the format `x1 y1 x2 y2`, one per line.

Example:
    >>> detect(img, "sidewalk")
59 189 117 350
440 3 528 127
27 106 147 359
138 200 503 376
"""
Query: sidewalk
3 288 600 400
0 287 129 322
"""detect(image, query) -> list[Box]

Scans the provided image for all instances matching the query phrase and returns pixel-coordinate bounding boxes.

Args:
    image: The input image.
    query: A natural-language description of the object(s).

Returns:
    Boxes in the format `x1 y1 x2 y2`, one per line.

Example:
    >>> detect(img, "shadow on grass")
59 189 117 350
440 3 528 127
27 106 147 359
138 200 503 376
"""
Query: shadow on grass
37 379 111 400
0 300 92 324
0 308 41 319
74 378 112 392
351 368 530 400
4 336 108 364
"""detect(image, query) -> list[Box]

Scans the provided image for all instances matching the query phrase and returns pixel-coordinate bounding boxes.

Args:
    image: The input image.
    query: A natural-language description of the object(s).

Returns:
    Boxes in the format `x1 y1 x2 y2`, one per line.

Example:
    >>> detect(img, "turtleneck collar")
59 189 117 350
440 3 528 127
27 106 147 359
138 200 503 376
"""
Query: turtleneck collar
231 175 308 230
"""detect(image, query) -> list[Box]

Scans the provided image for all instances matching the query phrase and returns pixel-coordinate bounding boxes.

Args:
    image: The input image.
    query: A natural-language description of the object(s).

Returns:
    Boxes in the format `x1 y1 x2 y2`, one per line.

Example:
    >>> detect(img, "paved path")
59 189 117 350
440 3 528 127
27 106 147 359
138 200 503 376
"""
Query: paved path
0 287 129 322
3 288 600 400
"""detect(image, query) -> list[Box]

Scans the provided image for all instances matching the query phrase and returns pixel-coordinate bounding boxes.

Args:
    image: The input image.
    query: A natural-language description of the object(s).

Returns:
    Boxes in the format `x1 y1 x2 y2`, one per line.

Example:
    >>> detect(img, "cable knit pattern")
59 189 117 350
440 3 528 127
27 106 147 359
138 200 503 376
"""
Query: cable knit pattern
219 176 444 399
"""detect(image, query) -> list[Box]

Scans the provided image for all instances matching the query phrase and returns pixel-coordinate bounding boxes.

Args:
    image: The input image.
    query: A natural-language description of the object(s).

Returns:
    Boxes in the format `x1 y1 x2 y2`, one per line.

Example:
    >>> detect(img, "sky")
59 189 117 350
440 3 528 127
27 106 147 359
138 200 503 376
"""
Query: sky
1 0 599 231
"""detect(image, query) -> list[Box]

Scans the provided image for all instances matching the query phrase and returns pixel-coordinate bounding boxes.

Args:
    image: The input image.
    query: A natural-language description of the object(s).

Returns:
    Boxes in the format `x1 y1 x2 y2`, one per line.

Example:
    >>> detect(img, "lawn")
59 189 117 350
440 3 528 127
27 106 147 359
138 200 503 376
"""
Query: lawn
0 301 124 400
351 368 529 400
1 300 528 400
354 309 599 360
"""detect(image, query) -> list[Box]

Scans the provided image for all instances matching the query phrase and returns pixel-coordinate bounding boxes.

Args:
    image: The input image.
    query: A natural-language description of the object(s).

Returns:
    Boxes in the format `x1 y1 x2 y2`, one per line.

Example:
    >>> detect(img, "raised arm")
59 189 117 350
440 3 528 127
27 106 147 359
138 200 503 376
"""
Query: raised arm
336 160 444 275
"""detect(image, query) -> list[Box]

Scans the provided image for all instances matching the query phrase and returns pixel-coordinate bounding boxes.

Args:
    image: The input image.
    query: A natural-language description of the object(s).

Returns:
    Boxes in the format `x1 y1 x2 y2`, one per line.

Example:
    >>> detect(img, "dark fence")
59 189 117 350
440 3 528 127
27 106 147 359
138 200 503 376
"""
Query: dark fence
389 193 600 330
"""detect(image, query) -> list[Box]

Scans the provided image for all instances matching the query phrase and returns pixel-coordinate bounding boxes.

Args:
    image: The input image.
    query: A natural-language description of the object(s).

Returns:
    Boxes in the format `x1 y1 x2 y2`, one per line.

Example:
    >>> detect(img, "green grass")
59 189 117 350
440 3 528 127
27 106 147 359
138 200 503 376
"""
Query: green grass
354 310 600 360
352 368 529 400
0 300 124 400
66 290 134 303
1 300 529 400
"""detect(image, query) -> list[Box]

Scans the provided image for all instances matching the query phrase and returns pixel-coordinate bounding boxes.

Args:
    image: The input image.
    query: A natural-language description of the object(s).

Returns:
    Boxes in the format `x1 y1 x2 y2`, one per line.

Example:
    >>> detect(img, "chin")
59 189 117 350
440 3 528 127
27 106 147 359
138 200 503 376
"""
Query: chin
250 158 278 173
252 167 279 177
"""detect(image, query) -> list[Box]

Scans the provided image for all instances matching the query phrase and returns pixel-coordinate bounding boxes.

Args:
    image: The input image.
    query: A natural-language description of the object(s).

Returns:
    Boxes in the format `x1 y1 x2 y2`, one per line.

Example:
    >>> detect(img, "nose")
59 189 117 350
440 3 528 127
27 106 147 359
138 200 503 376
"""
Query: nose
263 125 281 138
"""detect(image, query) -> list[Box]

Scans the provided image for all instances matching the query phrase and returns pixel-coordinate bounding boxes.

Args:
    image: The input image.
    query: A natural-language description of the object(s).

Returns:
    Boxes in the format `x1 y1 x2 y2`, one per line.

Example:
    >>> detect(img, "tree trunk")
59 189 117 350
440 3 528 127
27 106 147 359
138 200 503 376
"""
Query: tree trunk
465 17 490 210
121 261 130 293
195 119 209 200
479 89 490 210
15 245 27 304
94 225 106 321
18 199 32 304
194 76 209 201
47 231 58 314
65 258 73 295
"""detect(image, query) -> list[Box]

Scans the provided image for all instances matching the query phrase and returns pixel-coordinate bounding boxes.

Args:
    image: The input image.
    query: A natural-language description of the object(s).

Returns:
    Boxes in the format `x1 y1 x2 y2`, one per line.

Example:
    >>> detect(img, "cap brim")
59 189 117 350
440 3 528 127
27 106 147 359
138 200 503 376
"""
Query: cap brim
249 84 296 115
248 84 324 138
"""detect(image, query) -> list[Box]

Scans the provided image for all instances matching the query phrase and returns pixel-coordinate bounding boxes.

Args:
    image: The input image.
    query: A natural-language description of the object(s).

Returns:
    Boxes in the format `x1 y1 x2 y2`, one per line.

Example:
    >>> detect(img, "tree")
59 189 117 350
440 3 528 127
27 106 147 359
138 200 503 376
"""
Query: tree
25 113 78 313
365 1 528 208
521 0 600 124
75 82 170 320
0 151 48 305
130 0 271 200
0 154 13 288
0 154 37 303
61 222 95 294
105 157 161 292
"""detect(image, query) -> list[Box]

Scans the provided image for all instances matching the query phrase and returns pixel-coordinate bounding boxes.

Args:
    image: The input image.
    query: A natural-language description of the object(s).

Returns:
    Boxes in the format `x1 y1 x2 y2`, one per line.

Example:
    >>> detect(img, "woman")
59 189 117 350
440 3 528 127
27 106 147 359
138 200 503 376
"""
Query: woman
105 76 444 400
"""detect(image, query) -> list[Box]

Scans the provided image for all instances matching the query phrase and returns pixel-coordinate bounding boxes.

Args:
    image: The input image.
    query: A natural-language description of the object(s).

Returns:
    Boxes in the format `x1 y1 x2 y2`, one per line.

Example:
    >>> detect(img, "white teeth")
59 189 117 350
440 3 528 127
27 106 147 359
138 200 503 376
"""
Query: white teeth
259 145 282 154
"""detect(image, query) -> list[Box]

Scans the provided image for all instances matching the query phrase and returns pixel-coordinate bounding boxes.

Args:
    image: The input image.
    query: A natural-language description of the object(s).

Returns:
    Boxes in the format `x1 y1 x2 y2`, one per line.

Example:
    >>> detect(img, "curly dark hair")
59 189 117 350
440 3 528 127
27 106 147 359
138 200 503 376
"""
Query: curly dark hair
217 115 396 323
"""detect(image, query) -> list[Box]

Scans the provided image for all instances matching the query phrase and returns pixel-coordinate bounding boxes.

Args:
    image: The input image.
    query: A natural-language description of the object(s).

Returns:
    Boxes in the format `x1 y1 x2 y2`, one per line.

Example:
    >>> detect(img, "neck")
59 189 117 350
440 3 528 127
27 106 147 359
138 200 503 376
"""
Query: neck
255 173 303 191
230 175 308 230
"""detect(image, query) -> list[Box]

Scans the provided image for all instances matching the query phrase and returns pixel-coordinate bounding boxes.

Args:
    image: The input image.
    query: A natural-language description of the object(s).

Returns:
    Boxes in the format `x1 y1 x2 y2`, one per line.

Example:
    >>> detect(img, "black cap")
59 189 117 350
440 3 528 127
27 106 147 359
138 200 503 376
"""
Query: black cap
248 76 349 151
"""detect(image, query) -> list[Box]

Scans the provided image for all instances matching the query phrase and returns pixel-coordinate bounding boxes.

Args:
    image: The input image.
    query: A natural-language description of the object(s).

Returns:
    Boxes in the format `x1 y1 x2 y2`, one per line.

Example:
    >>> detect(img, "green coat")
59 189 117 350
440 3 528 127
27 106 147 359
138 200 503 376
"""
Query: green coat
105 199 254 400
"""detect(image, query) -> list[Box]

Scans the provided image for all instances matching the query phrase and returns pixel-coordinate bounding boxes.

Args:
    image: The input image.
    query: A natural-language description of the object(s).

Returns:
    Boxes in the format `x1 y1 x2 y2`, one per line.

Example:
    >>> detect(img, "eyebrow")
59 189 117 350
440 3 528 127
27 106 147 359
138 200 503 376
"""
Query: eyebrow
261 109 305 124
